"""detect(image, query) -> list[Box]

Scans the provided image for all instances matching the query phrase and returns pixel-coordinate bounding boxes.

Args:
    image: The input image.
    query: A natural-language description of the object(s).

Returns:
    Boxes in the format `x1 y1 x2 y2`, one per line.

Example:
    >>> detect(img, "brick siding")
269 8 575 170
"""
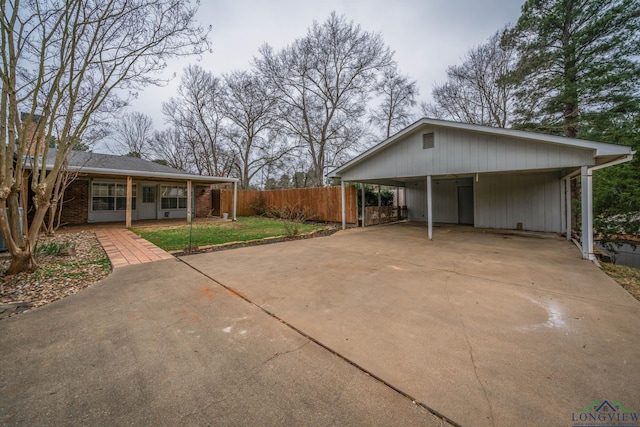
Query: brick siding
195 186 212 218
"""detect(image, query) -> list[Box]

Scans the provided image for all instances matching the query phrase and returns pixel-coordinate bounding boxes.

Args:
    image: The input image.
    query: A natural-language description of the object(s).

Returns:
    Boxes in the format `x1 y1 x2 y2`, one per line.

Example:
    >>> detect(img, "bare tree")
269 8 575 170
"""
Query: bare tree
255 12 393 186
111 112 155 159
0 0 210 273
421 30 516 128
162 65 233 176
42 161 79 236
222 70 293 189
150 128 193 172
369 65 419 138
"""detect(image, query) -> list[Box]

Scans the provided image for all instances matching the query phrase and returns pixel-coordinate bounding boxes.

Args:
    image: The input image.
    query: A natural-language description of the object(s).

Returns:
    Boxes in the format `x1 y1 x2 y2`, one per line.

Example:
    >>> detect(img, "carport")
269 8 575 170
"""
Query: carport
330 118 634 260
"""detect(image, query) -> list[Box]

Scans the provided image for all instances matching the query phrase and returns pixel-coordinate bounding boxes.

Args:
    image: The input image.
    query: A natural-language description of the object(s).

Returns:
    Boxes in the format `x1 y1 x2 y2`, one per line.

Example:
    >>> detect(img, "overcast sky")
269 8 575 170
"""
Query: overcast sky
126 0 523 134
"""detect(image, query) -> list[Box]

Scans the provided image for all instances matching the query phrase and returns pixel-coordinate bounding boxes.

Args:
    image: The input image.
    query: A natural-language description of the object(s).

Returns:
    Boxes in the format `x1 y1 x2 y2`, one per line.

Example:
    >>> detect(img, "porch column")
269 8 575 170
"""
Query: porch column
580 166 594 260
125 176 132 228
232 181 237 221
427 175 433 240
565 177 572 241
186 180 192 224
361 184 366 227
341 180 346 230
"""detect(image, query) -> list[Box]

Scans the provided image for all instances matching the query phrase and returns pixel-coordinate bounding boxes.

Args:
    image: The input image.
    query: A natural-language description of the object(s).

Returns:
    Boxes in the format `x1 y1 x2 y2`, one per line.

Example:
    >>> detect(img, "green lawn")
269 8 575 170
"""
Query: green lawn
130 216 326 251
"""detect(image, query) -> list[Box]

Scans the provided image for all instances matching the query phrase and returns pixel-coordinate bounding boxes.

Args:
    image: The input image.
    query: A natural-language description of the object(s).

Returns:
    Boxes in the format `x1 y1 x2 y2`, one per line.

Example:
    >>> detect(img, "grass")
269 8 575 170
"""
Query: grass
600 262 640 302
130 216 327 251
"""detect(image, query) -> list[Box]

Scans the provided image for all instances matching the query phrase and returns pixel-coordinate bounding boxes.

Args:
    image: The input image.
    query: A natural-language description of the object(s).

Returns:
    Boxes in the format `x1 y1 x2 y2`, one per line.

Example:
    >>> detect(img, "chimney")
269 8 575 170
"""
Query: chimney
20 112 46 157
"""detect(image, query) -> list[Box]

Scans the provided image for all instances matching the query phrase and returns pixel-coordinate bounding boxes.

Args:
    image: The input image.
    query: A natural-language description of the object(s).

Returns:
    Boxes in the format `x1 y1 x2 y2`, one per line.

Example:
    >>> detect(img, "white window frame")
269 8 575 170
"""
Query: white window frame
160 185 187 210
91 181 137 212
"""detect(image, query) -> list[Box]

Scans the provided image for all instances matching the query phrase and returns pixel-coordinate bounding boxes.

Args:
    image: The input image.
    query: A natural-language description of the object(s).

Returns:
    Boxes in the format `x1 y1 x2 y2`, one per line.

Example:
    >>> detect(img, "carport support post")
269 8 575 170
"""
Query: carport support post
125 176 132 228
232 181 237 221
581 166 594 260
361 183 366 227
427 175 433 240
565 177 572 241
341 180 346 230
377 185 381 225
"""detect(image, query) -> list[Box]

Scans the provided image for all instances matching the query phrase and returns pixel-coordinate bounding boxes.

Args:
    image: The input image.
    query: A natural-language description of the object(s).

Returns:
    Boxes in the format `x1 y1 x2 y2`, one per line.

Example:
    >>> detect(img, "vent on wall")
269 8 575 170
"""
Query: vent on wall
422 133 434 149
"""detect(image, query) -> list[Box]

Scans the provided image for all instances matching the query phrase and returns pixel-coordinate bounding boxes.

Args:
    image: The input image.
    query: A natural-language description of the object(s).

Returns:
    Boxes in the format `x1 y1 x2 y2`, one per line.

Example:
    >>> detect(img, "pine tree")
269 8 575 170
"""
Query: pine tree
509 0 640 239
508 0 640 139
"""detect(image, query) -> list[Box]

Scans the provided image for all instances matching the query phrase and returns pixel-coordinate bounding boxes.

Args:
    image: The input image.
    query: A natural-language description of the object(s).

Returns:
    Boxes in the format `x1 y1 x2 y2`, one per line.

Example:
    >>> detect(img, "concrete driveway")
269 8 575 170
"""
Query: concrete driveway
0 257 447 426
182 223 640 427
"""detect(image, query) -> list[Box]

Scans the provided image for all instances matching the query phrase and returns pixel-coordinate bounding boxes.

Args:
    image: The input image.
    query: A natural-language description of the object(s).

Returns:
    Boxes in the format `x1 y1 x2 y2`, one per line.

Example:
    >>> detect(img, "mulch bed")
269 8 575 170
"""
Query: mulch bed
0 231 111 319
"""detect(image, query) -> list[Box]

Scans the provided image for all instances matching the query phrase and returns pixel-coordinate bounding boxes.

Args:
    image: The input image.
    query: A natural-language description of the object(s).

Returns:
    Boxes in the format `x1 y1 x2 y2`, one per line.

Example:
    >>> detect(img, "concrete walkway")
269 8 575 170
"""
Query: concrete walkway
95 228 173 268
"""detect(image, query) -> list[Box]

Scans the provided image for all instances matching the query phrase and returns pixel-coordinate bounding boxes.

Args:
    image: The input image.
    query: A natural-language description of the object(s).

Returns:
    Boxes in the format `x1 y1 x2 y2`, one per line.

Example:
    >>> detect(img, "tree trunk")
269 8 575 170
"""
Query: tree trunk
7 244 37 274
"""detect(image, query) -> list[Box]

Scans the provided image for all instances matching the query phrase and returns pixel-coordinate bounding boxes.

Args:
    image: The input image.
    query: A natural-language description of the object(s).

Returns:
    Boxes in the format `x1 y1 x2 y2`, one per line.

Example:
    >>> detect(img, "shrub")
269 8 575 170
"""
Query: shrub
265 204 308 236
35 241 71 256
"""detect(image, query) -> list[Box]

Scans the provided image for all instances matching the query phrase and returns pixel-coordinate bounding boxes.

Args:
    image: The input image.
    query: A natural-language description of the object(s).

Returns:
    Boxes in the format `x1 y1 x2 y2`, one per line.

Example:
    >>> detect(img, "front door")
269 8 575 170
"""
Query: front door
458 186 474 225
211 189 221 216
139 185 157 220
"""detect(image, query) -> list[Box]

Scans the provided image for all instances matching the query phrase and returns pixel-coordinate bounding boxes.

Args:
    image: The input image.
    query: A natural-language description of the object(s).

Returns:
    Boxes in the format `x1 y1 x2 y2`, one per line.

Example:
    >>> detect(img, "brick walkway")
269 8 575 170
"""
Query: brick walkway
95 228 174 268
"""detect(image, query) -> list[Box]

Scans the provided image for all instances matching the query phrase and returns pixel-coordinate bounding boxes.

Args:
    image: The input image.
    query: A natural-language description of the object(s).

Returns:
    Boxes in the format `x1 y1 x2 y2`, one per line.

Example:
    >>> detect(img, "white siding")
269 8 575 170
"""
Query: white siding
403 178 472 224
475 172 562 232
405 181 426 221
340 127 594 181
432 180 458 223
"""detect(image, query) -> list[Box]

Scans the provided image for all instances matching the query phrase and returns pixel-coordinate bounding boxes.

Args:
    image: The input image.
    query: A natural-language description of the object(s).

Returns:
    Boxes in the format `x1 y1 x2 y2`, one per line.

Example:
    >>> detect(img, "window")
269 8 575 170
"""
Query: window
161 185 187 210
422 133 434 149
92 182 136 211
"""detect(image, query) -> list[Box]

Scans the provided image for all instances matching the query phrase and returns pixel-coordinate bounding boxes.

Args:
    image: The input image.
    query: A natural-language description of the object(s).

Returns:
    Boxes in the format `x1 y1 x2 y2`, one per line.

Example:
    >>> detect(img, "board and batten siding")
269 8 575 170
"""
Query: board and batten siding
405 178 472 224
406 172 561 232
339 127 594 181
475 172 562 232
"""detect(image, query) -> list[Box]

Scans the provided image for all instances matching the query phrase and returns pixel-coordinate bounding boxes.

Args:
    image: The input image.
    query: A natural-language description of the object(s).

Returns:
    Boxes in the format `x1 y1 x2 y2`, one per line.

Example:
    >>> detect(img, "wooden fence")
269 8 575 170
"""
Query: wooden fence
220 186 357 224
364 206 407 226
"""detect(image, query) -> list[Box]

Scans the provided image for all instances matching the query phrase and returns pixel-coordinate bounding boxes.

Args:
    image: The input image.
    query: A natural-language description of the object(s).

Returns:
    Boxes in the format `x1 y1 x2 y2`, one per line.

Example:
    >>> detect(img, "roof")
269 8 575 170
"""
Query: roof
27 148 238 183
330 118 634 178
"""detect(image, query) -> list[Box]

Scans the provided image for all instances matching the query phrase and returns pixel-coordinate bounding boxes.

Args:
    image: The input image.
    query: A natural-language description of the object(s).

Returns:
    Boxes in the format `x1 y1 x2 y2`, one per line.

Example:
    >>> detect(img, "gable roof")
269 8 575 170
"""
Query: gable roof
27 148 238 183
330 118 634 178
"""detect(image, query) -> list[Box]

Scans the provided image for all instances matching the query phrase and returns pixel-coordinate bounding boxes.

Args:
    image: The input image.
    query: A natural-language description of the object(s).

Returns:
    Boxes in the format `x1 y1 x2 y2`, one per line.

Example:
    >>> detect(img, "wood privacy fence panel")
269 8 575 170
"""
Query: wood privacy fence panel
220 186 357 223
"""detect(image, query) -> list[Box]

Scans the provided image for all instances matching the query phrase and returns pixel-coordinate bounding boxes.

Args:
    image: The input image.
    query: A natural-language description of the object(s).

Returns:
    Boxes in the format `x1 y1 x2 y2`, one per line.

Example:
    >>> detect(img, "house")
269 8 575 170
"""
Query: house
24 149 238 227
329 118 634 260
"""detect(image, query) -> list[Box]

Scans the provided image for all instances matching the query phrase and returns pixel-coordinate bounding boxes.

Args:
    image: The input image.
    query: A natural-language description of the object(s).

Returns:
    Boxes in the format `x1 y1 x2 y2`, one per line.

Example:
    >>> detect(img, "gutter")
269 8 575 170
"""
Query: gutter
37 164 239 184
590 152 635 171
561 152 635 180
